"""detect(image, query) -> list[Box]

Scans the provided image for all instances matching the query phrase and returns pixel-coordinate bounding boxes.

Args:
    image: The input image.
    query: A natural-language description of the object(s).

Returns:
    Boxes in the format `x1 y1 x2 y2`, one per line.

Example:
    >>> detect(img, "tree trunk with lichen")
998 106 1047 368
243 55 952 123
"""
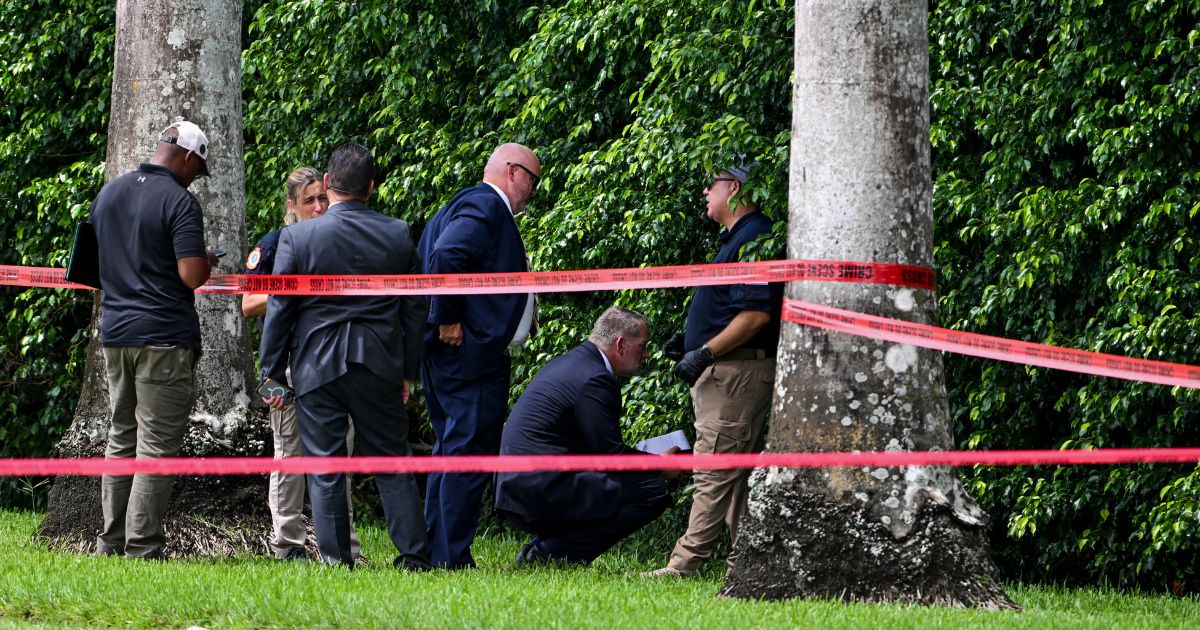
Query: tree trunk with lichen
38 0 274 558
720 0 1017 609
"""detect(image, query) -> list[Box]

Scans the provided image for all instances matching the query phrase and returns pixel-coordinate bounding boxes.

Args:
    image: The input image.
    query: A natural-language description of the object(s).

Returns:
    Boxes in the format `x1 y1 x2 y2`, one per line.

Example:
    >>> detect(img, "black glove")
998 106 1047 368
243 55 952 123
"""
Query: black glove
674 345 715 387
662 332 686 361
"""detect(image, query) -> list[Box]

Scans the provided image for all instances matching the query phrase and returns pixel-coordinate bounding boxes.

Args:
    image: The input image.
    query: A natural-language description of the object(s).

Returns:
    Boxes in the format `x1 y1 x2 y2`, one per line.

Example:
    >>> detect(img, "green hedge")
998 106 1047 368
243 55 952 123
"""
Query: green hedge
2 0 1197 589
931 0 1200 587
0 0 113 508
240 0 792 447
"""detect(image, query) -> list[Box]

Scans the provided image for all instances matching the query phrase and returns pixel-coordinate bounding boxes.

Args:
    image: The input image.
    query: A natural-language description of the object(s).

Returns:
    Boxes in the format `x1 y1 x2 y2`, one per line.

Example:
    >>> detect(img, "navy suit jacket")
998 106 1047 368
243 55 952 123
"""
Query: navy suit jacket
259 200 426 397
495 341 641 522
418 183 528 378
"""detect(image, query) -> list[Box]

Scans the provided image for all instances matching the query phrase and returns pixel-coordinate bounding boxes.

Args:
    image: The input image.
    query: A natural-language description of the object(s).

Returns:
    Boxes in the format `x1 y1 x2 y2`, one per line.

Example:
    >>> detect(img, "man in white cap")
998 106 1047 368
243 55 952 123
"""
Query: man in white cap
90 119 219 559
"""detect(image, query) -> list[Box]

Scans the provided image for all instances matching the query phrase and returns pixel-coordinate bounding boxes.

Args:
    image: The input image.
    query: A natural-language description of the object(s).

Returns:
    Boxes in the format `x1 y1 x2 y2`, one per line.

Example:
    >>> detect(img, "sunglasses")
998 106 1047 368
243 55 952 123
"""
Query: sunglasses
507 161 541 190
706 177 738 189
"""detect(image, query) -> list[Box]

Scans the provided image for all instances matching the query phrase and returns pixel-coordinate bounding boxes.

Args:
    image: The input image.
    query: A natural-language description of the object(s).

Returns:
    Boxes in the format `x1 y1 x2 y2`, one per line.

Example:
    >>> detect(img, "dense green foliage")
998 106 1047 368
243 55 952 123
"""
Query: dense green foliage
1 0 1198 591
3 510 1199 628
0 0 112 507
241 0 792 446
931 0 1200 588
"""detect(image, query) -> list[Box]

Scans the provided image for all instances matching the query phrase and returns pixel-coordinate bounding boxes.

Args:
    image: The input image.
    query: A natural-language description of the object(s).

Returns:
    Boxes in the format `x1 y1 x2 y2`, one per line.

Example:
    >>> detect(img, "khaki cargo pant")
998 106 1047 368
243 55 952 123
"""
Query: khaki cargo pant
96 345 197 559
668 357 774 572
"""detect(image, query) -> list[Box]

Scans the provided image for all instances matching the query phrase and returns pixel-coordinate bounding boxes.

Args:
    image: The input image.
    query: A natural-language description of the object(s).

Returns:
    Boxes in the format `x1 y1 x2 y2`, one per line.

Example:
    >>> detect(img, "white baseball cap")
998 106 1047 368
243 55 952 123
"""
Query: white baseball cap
159 120 210 176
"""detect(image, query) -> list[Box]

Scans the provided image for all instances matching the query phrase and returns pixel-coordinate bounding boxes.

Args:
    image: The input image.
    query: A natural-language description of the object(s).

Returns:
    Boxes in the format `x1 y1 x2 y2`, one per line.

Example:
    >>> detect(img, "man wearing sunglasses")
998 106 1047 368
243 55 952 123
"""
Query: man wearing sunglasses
646 161 781 578
419 142 541 569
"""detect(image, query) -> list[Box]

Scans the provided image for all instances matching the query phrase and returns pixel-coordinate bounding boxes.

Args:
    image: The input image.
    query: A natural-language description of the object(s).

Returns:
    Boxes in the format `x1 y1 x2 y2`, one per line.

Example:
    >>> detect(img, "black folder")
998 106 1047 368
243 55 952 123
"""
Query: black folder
65 221 101 289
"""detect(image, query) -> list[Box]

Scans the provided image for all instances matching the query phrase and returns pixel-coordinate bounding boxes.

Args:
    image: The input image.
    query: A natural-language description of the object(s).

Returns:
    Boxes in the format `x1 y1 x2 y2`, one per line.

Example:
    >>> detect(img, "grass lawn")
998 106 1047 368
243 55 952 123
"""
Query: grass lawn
0 510 1196 629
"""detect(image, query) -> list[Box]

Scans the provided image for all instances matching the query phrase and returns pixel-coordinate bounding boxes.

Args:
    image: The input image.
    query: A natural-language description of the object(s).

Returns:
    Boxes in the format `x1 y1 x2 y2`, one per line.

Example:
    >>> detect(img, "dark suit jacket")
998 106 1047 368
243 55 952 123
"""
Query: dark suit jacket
259 200 426 397
418 183 528 378
495 341 642 522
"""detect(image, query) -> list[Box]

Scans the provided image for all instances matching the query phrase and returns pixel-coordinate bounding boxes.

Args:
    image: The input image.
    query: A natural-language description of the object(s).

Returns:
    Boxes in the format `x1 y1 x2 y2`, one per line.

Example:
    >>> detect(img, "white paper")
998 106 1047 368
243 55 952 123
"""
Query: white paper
634 430 692 454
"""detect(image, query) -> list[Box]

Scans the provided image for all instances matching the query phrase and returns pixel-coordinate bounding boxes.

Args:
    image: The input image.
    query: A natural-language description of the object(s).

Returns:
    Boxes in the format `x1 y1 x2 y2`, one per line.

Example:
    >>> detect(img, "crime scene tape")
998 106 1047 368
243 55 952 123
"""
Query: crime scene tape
6 261 1199 476
2 448 1200 477
784 300 1200 390
0 260 937 295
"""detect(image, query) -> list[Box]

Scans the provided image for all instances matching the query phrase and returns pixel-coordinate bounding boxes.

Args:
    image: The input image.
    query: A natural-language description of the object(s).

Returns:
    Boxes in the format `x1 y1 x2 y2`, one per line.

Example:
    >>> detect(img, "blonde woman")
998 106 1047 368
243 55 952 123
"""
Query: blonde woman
243 166 362 561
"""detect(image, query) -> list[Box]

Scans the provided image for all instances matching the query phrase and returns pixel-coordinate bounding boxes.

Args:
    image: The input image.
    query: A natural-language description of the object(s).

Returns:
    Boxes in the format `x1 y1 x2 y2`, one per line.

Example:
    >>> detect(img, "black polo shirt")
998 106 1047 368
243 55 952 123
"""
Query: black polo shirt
90 163 206 349
683 211 781 353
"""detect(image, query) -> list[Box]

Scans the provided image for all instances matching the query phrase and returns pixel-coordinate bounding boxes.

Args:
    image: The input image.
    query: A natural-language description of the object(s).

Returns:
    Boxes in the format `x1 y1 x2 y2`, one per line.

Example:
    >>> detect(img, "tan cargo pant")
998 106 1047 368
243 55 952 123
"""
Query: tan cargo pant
96 345 197 559
668 356 774 572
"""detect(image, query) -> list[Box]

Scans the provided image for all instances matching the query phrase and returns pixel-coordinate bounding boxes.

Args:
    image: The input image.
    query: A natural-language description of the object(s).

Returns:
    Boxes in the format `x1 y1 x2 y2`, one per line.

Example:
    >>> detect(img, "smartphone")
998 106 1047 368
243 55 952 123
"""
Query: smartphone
210 248 227 258
257 377 294 403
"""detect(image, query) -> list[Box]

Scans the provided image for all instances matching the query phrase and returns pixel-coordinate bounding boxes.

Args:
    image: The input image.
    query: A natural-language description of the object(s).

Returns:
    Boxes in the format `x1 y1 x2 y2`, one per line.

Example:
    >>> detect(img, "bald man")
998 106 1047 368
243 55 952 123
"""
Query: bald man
418 143 542 569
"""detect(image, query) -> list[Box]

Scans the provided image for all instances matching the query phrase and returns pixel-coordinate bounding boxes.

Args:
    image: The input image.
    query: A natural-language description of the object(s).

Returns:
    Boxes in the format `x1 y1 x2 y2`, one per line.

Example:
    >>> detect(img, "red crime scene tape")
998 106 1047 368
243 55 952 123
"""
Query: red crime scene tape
3 449 1200 477
0 260 936 295
784 300 1200 390
4 260 1199 476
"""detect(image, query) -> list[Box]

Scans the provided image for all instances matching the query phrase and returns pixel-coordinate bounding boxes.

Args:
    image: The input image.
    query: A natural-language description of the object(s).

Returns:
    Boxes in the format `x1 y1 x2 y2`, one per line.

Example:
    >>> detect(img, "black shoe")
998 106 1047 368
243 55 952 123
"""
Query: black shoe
278 547 309 563
515 538 547 567
393 556 432 572
515 539 534 565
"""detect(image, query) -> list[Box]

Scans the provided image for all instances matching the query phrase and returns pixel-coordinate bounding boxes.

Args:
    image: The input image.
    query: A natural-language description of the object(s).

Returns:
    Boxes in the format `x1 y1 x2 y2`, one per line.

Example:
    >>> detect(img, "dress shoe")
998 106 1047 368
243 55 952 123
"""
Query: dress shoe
515 538 547 566
394 556 432 572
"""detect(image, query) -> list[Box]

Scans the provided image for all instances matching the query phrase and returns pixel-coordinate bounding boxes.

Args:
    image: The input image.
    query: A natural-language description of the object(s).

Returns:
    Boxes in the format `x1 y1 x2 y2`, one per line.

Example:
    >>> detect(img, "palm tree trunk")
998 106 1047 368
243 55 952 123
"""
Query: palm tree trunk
720 0 1017 608
39 0 271 558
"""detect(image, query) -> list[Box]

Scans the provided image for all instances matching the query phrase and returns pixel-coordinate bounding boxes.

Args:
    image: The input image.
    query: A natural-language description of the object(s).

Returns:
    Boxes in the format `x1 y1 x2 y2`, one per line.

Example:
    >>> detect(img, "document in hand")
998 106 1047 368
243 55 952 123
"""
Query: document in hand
634 430 692 454
66 222 101 290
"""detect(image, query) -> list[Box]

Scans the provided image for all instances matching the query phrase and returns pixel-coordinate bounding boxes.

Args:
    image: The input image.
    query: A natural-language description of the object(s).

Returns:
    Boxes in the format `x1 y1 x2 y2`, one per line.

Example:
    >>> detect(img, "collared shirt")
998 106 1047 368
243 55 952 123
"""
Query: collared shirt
90 162 206 349
683 210 781 353
323 200 358 216
599 347 613 374
484 181 513 214
480 181 535 347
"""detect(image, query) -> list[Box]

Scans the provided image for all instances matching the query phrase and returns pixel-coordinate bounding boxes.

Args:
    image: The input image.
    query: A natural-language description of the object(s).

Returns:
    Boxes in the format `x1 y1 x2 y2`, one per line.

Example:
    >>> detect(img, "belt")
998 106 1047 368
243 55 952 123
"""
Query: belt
717 348 775 361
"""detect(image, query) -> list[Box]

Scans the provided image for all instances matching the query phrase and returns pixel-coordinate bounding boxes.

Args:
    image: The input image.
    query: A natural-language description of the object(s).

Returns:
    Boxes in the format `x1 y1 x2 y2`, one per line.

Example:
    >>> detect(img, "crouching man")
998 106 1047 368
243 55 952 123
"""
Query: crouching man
495 306 678 565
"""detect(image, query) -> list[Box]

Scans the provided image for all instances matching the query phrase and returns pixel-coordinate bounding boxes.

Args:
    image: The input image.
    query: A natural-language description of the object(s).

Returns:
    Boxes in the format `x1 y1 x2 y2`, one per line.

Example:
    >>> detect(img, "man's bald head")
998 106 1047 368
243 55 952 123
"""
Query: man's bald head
482 143 541 214
484 143 537 176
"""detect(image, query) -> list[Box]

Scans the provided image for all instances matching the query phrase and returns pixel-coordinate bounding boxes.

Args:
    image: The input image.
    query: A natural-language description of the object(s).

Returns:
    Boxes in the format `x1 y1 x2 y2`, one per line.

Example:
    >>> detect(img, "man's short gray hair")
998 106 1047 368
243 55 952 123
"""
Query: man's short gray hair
589 306 649 349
